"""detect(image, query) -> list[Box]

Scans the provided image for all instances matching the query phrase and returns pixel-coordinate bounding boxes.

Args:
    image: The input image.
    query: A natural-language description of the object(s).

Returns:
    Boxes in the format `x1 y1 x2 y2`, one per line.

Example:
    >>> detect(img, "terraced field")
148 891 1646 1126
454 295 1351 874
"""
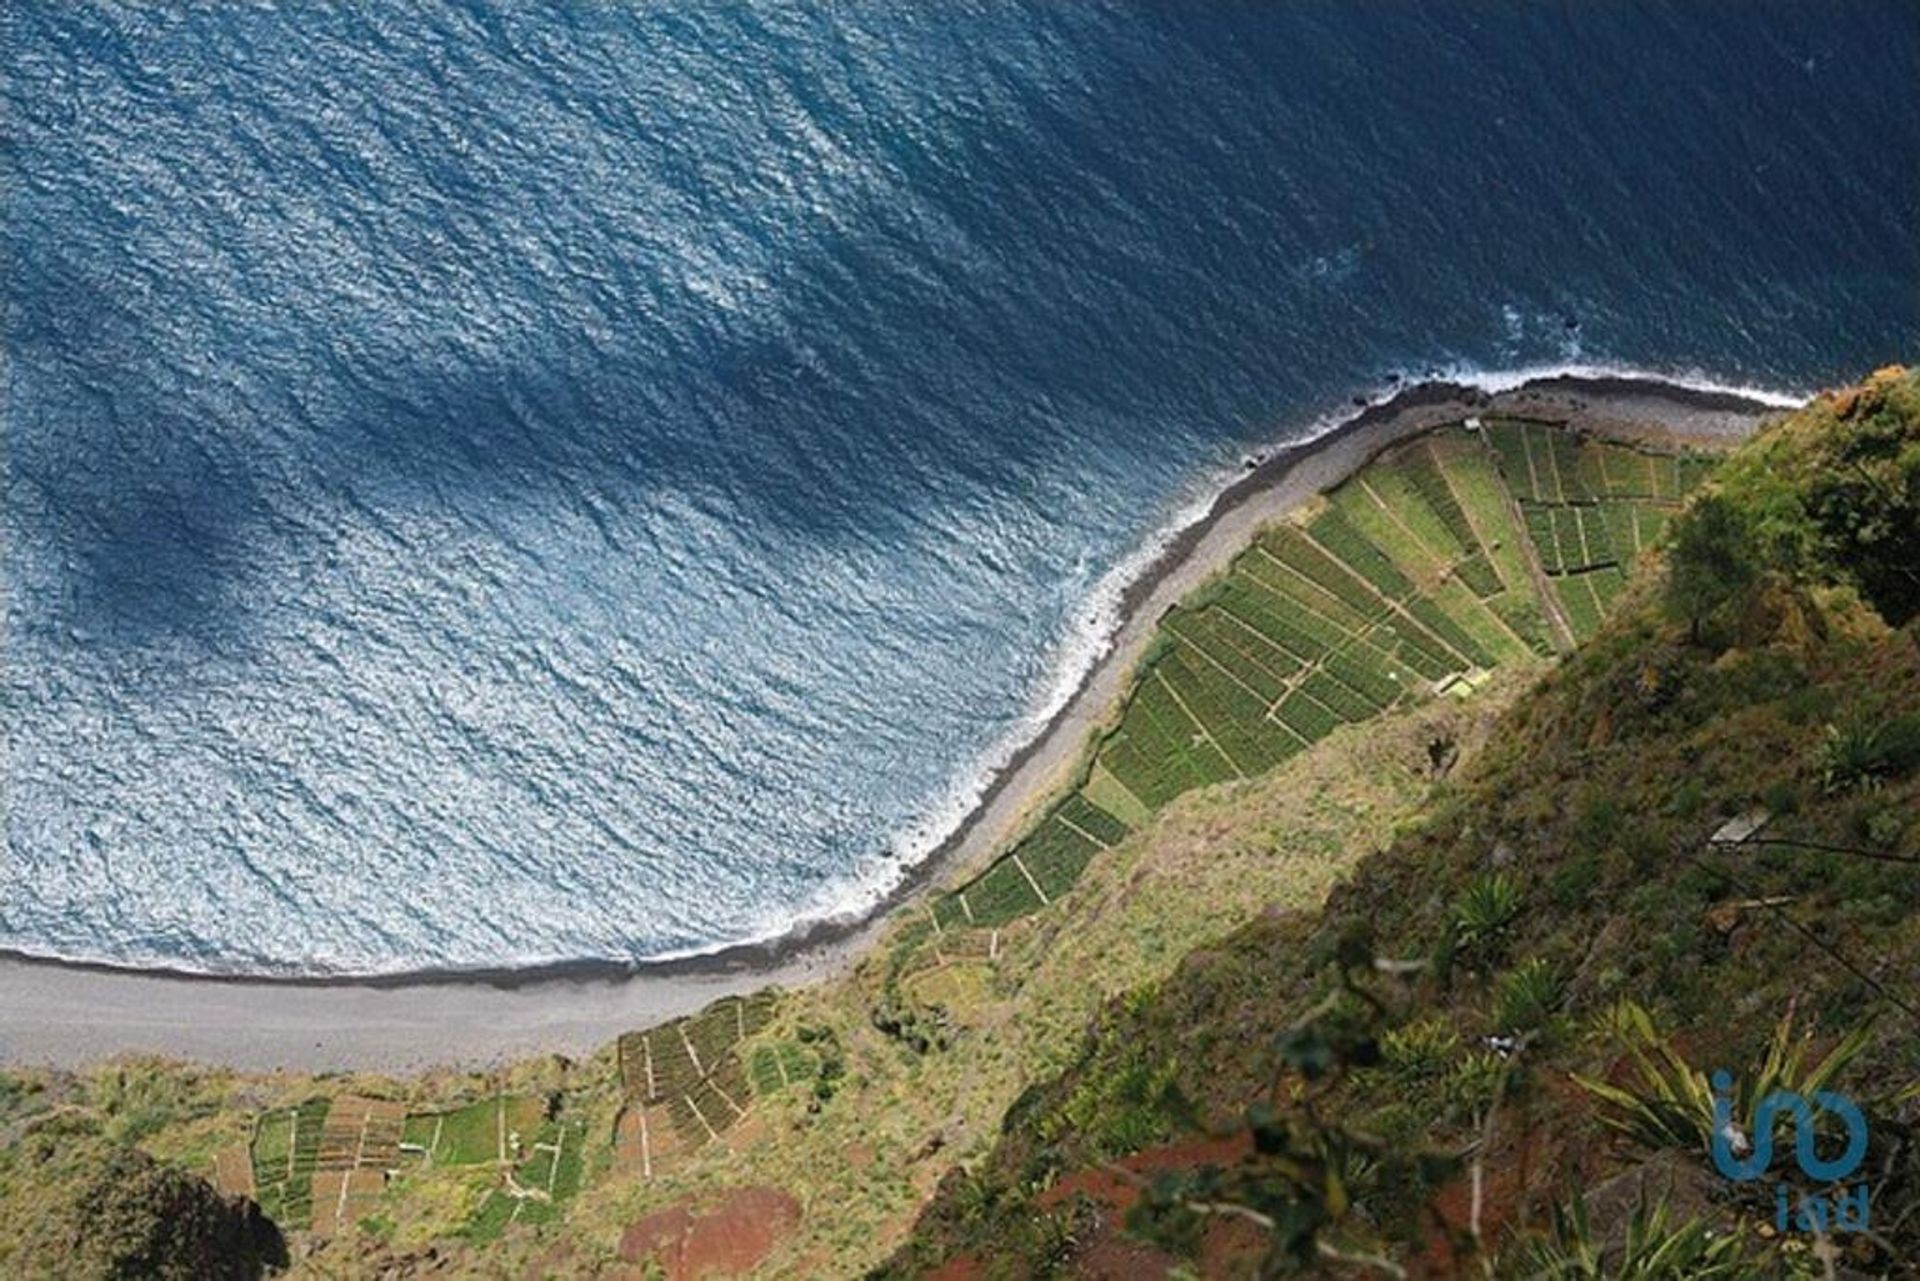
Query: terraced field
464 1113 589 1242
747 1038 820 1098
616 991 779 1168
213 417 1713 1247
402 1094 547 1168
387 1093 593 1241
309 1096 405 1236
248 1096 331 1228
935 419 1706 929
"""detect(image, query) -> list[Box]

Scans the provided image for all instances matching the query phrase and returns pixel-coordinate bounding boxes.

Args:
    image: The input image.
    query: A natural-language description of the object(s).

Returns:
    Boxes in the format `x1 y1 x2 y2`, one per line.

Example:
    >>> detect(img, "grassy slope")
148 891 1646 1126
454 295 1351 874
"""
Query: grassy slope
0 691 1483 1279
885 369 1920 1277
6 378 1906 1277
554 689 1494 1276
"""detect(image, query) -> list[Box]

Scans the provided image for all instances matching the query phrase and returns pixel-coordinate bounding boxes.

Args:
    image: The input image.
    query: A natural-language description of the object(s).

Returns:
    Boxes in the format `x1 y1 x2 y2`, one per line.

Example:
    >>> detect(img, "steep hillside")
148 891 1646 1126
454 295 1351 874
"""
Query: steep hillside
2 378 1893 1279
937 417 1706 934
886 368 1920 1278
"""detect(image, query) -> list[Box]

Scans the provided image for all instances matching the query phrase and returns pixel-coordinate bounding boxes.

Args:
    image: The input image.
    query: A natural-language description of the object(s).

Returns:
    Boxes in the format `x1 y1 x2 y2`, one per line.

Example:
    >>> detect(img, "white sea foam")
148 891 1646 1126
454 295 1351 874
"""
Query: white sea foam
1428 358 1809 408
678 362 1809 968
27 364 1804 980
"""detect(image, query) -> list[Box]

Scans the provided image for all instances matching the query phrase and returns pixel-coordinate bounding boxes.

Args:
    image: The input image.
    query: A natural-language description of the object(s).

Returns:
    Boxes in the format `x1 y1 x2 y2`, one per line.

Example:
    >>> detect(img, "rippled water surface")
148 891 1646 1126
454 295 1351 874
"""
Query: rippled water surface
4 1 1916 971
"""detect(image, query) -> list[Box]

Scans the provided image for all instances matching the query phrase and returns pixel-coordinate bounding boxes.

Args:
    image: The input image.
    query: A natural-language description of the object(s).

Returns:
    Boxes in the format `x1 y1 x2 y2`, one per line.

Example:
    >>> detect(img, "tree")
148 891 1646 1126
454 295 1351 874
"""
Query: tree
1665 493 1758 645
56 1145 285 1281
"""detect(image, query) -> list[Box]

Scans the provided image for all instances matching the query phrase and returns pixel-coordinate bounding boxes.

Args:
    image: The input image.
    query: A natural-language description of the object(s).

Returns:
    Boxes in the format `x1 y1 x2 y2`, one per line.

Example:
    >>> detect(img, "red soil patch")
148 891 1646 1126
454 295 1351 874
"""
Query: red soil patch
1037 1132 1253 1215
1412 1078 1597 1278
1036 1133 1266 1277
620 1186 802 1279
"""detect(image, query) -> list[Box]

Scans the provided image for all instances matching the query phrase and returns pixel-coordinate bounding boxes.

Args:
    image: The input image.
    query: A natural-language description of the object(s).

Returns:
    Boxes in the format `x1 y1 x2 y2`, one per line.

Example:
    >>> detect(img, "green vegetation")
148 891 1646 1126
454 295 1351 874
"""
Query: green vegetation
463 1113 588 1243
1575 999 1875 1159
0 1070 285 1280
1498 1190 1754 1279
1486 417 1708 644
405 1094 545 1168
938 420 1704 931
12 376 1919 1278
884 371 1920 1278
247 1097 328 1229
1699 366 1920 626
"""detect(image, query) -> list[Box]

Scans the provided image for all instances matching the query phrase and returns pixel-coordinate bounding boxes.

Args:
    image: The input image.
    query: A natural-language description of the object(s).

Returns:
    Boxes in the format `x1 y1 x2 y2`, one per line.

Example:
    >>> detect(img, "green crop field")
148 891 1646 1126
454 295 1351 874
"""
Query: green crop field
460 1113 590 1244
932 418 1708 931
434 1099 505 1165
1429 432 1536 596
250 1096 330 1229
748 1042 817 1097
404 1094 547 1168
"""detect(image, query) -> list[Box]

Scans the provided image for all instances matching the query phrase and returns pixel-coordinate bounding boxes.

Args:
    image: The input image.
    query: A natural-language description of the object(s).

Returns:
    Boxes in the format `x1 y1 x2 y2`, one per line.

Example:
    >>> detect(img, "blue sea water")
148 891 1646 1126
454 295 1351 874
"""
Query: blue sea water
3 2 1916 974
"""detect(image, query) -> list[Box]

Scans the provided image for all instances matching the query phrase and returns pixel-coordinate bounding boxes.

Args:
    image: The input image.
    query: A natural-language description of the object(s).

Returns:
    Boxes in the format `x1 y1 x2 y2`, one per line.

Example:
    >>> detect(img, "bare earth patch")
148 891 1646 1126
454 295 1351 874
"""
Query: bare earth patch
619 1185 802 1278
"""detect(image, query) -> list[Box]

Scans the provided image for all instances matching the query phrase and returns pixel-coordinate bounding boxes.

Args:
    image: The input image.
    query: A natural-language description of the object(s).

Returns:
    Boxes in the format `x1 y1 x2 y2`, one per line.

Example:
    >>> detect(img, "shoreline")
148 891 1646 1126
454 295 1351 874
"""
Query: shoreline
0 371 1787 1070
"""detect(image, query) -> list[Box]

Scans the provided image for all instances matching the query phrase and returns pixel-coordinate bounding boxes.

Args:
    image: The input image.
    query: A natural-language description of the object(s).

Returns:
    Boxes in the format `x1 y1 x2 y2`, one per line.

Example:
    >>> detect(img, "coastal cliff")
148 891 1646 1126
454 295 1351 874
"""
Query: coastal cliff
2 370 1916 1278
887 366 1920 1276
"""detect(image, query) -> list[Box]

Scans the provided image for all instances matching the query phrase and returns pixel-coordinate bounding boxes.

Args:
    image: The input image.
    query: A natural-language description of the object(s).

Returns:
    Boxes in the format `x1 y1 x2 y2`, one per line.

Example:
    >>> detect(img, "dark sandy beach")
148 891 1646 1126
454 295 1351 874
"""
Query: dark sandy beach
0 372 1788 1070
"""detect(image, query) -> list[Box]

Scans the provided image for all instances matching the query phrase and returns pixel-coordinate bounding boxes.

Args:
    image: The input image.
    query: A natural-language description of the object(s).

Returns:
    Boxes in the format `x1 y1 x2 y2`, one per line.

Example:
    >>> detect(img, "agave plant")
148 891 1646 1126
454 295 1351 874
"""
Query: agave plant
1818 719 1891 793
1443 1049 1510 1123
1494 957 1565 1034
1815 713 1920 793
1501 1190 1751 1279
1379 1017 1462 1086
1454 871 1523 956
1573 1000 1874 1161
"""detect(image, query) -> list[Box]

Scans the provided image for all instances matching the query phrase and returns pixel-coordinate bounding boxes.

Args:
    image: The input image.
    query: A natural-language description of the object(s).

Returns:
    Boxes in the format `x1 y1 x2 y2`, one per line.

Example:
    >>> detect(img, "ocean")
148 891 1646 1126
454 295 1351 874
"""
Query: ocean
4 1 1916 974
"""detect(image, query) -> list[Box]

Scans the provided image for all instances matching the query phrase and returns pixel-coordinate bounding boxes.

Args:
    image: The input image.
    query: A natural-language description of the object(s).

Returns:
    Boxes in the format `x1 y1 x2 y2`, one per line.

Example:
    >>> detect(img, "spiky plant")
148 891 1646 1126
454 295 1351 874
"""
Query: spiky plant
1454 871 1523 957
1494 957 1565 1034
1379 1017 1461 1087
1573 1000 1873 1160
1500 1189 1751 1279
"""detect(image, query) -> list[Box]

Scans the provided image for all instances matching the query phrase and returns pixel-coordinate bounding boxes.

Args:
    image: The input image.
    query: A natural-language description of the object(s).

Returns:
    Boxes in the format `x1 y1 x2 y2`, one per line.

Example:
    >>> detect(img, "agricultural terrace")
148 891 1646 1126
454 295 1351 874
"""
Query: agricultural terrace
398 1093 590 1242
245 1096 330 1229
226 1090 588 1243
933 420 1706 930
225 998 780 1241
615 992 779 1177
202 418 1711 1250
